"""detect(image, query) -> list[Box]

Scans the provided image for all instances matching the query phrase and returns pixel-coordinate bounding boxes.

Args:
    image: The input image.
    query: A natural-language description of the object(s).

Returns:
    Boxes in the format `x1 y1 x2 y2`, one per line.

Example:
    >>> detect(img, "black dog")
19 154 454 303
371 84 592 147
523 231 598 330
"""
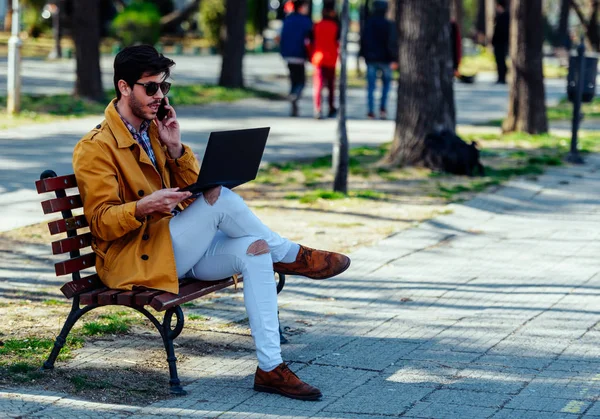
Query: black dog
422 130 485 176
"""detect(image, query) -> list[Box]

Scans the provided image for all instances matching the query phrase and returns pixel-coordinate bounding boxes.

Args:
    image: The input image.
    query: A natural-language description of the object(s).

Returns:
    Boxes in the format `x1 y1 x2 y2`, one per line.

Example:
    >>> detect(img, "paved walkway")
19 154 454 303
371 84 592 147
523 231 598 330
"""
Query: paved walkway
2 153 600 417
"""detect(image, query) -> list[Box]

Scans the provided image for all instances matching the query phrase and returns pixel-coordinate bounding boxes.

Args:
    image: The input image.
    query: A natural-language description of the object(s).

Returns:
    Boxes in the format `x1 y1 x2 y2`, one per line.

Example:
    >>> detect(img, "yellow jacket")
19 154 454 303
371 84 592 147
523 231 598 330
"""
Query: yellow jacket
73 99 200 294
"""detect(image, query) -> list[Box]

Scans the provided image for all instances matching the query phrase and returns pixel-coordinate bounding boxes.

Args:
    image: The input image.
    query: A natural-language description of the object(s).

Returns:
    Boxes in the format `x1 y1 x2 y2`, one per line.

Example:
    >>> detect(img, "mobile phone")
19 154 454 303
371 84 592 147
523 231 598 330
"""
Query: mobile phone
156 98 169 121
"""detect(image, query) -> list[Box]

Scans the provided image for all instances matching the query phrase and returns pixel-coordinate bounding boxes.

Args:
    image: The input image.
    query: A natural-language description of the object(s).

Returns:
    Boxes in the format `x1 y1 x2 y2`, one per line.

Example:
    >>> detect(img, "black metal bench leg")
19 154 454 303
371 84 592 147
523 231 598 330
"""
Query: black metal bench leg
162 306 186 396
275 273 288 344
42 297 95 370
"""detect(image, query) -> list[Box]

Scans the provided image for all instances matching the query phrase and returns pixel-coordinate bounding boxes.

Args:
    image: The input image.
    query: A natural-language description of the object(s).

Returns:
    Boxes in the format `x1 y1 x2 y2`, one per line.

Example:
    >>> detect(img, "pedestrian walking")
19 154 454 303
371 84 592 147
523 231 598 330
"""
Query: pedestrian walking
492 0 509 84
280 0 313 117
310 3 340 120
360 0 398 120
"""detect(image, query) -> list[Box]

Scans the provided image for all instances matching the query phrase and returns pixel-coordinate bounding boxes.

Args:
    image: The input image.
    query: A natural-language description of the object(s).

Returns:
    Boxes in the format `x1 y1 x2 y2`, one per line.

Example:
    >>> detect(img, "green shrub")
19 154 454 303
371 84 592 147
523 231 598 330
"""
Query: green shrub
112 1 161 47
199 0 226 50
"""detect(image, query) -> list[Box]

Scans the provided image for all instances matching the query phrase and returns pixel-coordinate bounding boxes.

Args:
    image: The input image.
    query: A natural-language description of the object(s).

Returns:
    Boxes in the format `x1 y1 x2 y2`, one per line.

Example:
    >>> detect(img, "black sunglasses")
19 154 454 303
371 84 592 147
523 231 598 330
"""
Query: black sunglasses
134 81 171 96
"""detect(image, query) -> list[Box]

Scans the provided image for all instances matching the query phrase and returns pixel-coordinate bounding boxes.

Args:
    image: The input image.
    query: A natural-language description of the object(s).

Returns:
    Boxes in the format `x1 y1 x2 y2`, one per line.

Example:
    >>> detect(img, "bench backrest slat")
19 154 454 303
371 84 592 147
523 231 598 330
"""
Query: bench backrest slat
35 174 78 193
55 253 96 276
41 195 83 214
52 232 93 255
48 215 89 235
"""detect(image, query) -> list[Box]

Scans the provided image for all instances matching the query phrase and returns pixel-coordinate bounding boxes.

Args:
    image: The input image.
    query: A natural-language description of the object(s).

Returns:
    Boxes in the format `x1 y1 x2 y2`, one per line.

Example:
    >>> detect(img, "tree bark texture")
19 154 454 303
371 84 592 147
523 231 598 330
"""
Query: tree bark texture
383 0 456 166
219 0 246 88
72 0 104 102
557 0 570 48
333 0 350 193
485 0 495 44
502 0 548 134
571 0 600 51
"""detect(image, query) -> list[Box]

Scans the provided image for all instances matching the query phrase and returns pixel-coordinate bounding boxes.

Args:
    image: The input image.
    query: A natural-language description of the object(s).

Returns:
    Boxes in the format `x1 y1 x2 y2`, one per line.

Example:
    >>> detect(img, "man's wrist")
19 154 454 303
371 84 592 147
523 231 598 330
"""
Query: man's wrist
168 144 184 159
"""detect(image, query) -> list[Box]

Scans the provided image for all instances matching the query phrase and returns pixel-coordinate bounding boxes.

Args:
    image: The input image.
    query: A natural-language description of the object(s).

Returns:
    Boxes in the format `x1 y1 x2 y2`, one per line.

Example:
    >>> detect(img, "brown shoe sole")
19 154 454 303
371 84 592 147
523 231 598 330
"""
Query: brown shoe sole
275 257 351 280
253 384 323 401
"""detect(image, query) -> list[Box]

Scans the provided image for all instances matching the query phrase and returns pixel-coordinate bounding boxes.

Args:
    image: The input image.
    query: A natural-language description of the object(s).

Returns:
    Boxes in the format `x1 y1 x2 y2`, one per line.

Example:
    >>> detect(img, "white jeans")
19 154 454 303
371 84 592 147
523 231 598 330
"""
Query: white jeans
169 187 292 371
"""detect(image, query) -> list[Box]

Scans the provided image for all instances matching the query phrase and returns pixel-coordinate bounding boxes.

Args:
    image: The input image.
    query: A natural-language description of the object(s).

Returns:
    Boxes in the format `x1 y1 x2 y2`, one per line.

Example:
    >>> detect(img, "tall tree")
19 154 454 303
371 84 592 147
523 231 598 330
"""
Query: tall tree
382 0 455 166
219 0 246 88
557 0 570 48
571 0 600 51
333 0 350 193
502 0 547 133
72 0 104 102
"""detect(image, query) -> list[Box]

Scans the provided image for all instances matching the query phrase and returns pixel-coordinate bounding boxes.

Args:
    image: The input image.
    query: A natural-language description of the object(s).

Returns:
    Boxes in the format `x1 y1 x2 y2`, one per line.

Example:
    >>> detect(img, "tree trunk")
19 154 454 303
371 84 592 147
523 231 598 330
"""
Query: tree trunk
502 0 547 134
219 0 246 88
485 0 495 45
557 0 570 48
587 0 600 51
72 0 104 102
383 0 455 166
476 0 486 42
160 0 201 33
333 0 350 193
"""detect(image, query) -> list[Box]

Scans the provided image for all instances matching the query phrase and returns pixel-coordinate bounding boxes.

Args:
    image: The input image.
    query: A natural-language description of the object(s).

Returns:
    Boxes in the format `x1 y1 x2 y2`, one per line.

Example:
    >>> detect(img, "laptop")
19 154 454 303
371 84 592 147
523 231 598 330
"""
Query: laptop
181 127 270 194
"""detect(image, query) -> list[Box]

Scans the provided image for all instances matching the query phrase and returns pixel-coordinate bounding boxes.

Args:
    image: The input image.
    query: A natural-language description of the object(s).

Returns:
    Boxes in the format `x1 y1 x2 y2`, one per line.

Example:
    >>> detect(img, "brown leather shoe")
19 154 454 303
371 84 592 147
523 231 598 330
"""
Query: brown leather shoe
254 363 322 401
273 245 351 279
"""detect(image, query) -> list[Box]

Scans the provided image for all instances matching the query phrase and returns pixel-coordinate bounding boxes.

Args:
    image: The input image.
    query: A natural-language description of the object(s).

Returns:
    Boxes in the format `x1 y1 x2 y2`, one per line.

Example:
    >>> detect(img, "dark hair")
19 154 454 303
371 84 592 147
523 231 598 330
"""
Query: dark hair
323 1 335 15
113 45 175 100
293 0 307 12
496 0 506 8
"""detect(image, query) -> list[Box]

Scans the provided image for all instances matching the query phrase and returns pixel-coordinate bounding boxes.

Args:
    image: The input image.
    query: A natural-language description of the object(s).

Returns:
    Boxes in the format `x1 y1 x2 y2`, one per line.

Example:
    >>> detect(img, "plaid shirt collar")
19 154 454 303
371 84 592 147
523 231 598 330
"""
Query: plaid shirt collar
115 103 156 166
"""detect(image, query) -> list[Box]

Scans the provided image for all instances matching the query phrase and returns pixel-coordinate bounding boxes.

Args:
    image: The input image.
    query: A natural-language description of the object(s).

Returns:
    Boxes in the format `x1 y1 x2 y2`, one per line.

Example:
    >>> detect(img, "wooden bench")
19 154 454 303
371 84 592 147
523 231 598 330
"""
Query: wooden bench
35 169 287 395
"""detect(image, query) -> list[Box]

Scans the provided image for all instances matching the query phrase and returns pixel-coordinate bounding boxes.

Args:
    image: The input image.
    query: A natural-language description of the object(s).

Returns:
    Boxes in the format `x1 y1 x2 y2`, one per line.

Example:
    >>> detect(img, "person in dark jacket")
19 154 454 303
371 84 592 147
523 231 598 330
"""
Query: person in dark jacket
280 0 313 116
360 0 398 120
492 0 509 84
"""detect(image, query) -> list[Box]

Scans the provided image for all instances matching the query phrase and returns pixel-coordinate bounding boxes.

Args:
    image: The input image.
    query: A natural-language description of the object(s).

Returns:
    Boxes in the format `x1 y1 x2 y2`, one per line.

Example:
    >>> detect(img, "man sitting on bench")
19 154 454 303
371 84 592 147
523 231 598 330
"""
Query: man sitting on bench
72 45 350 401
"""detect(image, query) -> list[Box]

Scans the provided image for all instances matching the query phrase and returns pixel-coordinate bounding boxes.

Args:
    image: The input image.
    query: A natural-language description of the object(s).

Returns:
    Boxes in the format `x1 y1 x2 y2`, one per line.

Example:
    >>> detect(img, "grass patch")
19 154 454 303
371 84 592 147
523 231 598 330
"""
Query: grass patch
43 298 68 306
0 336 84 382
547 96 600 121
272 130 593 205
81 311 141 336
188 314 209 321
70 374 113 392
459 48 567 79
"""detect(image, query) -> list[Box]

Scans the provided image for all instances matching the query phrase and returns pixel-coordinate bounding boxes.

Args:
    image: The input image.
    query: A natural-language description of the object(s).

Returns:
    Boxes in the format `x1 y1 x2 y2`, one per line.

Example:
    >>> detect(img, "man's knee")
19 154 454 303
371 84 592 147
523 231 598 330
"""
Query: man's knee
247 239 270 256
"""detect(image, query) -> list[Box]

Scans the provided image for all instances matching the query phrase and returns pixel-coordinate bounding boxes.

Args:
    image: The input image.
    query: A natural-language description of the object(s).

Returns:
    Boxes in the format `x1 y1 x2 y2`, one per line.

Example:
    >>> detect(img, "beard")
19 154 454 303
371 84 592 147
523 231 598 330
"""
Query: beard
129 92 160 121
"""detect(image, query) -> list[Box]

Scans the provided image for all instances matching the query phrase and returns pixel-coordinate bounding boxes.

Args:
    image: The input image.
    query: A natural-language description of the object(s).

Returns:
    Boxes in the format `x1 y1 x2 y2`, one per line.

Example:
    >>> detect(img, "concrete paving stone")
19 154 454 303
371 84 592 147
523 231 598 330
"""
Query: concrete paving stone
385 361 461 386
422 388 511 408
314 338 419 370
546 359 600 373
486 337 573 358
312 413 399 419
276 363 378 399
491 408 582 419
584 402 600 416
505 395 591 415
519 376 600 401
322 381 434 416
445 366 531 395
474 354 553 371
402 401 497 419
401 349 481 365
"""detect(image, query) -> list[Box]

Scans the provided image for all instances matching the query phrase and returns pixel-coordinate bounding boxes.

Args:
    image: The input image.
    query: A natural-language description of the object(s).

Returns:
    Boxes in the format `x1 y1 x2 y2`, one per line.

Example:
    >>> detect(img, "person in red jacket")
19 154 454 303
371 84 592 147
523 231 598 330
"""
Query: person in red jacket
310 4 340 119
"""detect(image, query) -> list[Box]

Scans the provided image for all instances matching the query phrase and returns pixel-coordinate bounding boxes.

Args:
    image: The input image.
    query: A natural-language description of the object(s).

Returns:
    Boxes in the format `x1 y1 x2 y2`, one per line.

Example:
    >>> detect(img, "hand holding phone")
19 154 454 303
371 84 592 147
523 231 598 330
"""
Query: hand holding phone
156 98 169 121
